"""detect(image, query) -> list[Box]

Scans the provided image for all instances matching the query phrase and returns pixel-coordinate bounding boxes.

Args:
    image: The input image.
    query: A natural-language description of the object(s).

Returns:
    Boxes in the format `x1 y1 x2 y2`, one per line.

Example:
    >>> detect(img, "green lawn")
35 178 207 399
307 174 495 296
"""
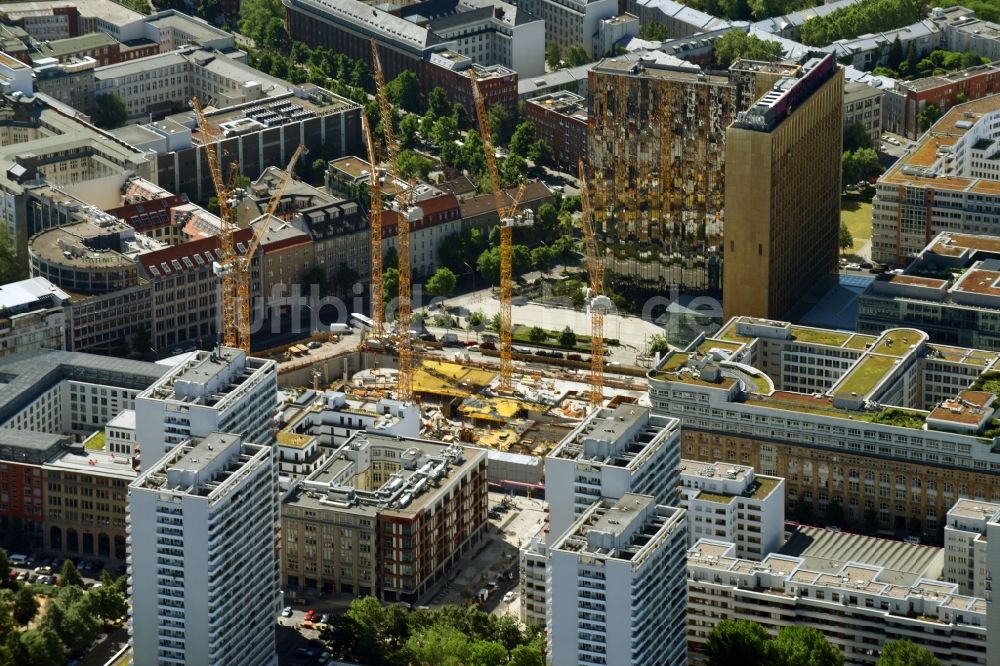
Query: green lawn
841 199 873 254
790 326 851 347
84 430 106 451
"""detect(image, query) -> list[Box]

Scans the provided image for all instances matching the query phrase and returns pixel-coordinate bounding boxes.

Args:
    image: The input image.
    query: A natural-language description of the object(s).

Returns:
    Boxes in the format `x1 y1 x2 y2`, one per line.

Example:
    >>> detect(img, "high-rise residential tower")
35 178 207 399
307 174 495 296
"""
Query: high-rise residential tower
127 432 280 666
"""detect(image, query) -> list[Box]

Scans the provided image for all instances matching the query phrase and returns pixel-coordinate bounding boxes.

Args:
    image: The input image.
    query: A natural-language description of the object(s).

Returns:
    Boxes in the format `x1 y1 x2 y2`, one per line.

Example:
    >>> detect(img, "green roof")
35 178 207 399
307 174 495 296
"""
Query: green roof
32 32 117 60
790 326 851 346
870 329 923 357
697 339 743 354
844 334 877 350
835 355 898 397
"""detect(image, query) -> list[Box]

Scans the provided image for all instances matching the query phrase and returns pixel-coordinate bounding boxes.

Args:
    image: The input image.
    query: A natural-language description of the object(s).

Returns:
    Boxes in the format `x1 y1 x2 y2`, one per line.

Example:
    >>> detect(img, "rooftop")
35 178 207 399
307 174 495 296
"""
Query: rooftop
0 276 69 311
550 404 680 468
135 433 270 497
0 0 144 25
948 498 1000 523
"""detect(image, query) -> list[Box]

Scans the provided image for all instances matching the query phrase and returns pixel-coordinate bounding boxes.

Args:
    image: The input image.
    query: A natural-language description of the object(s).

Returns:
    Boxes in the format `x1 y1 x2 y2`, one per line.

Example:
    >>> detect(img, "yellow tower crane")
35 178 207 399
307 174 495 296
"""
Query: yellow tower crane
469 72 531 394
193 96 305 351
370 38 415 401
579 160 611 408
360 112 384 340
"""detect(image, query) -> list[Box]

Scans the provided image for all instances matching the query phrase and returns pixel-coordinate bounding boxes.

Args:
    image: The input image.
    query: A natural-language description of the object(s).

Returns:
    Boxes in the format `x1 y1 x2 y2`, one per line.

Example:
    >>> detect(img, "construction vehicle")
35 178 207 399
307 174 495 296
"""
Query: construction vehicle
469 71 532 394
192 96 305 352
579 160 612 408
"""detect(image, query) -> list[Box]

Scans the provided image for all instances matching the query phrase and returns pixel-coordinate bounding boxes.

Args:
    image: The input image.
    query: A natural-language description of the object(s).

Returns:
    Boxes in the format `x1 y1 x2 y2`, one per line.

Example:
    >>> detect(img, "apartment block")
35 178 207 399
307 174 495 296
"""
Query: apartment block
521 405 682 627
883 61 1000 139
943 498 996 596
128 433 280 666
135 347 277 456
382 191 462 281
424 54 518 124
687 537 987 665
627 0 730 38
0 276 67 357
284 0 545 79
649 316 1000 537
547 494 688 666
858 232 1000 350
281 432 488 603
524 91 588 172
872 96 1000 266
679 459 784 559
844 80 883 149
32 56 97 116
518 0 617 59
724 53 843 319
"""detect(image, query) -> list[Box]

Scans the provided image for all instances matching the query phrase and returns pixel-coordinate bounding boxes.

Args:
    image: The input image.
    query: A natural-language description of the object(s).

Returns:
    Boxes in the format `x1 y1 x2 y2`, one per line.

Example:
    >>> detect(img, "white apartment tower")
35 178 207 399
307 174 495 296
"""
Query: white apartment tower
127 432 280 666
944 498 999 596
521 405 683 626
987 510 1000 666
135 347 277 456
679 459 785 560
547 493 688 666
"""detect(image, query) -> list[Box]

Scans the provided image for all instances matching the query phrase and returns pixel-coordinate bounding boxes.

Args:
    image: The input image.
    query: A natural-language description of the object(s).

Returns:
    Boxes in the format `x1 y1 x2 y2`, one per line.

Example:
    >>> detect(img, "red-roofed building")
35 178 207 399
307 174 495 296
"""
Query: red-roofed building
381 192 461 280
107 193 188 243
137 228 257 351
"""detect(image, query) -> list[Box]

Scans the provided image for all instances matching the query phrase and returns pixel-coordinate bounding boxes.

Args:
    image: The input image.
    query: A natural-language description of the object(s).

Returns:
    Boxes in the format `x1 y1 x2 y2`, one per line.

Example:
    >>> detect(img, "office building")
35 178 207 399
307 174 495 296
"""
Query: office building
648 316 1000 536
871 96 1000 266
0 276 68 357
858 233 1000 350
283 0 545 79
0 0 144 42
687 536 987 665
32 55 97 115
383 192 462 281
128 432 280 666
524 91 588 172
943 498 996 596
0 92 153 259
723 53 843 319
0 349 165 550
112 84 362 203
588 53 735 293
844 80 883 148
521 405 682 626
281 432 487 602
135 347 277 456
595 14 639 57
547 493 688 666
518 0 617 59
679 459 784 559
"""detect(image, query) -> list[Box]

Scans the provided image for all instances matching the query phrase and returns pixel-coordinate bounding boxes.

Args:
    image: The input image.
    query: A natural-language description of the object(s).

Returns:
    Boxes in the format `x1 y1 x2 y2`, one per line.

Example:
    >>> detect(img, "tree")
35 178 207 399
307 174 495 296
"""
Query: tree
558 326 577 348
426 267 457 298
500 154 528 188
487 104 515 147
93 93 128 129
800 0 922 47
397 150 434 181
88 571 127 623
399 113 420 148
389 70 423 114
530 245 554 270
903 41 918 76
918 104 942 132
639 21 669 41
384 246 399 271
527 139 553 166
649 333 671 355
887 35 904 70
853 147 882 182
546 43 562 69
842 151 861 186
477 247 502 284
565 45 589 67
239 0 287 49
509 121 536 157
427 87 451 119
467 640 507 666
876 639 941 666
0 548 10 587
706 620 772 666
404 625 470 665
844 121 871 151
311 157 328 182
772 626 843 666
528 326 547 343
13 587 38 625
714 30 784 68
383 268 400 303
17 627 64 666
468 311 484 330
510 643 546 666
58 560 83 588
430 115 459 147
840 221 854 253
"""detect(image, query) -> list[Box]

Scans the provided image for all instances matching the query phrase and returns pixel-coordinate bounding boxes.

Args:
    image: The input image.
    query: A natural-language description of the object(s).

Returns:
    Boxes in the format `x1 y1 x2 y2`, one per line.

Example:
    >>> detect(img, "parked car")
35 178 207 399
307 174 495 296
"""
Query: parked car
567 353 582 361
844 263 861 271
281 607 293 618
308 341 322 349
503 591 515 603
318 614 329 625
480 341 496 350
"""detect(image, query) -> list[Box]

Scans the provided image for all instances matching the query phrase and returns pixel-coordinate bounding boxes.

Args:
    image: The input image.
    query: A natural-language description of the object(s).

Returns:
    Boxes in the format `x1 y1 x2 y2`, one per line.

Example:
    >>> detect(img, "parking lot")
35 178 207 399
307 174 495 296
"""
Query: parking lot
8 553 120 588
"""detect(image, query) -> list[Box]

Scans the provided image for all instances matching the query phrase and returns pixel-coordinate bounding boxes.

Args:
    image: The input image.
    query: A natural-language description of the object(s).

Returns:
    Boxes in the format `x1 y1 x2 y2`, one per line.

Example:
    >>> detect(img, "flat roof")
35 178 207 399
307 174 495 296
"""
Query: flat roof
0 0 143 25
780 526 943 586
948 498 1000 523
44 445 136 479
0 276 69 310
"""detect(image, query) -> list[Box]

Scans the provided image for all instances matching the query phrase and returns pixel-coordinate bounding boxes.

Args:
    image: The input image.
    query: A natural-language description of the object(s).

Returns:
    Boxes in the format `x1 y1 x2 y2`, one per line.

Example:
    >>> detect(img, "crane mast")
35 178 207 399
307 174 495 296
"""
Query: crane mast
579 160 607 407
370 38 414 401
469 72 531 393
192 97 239 348
361 113 384 339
